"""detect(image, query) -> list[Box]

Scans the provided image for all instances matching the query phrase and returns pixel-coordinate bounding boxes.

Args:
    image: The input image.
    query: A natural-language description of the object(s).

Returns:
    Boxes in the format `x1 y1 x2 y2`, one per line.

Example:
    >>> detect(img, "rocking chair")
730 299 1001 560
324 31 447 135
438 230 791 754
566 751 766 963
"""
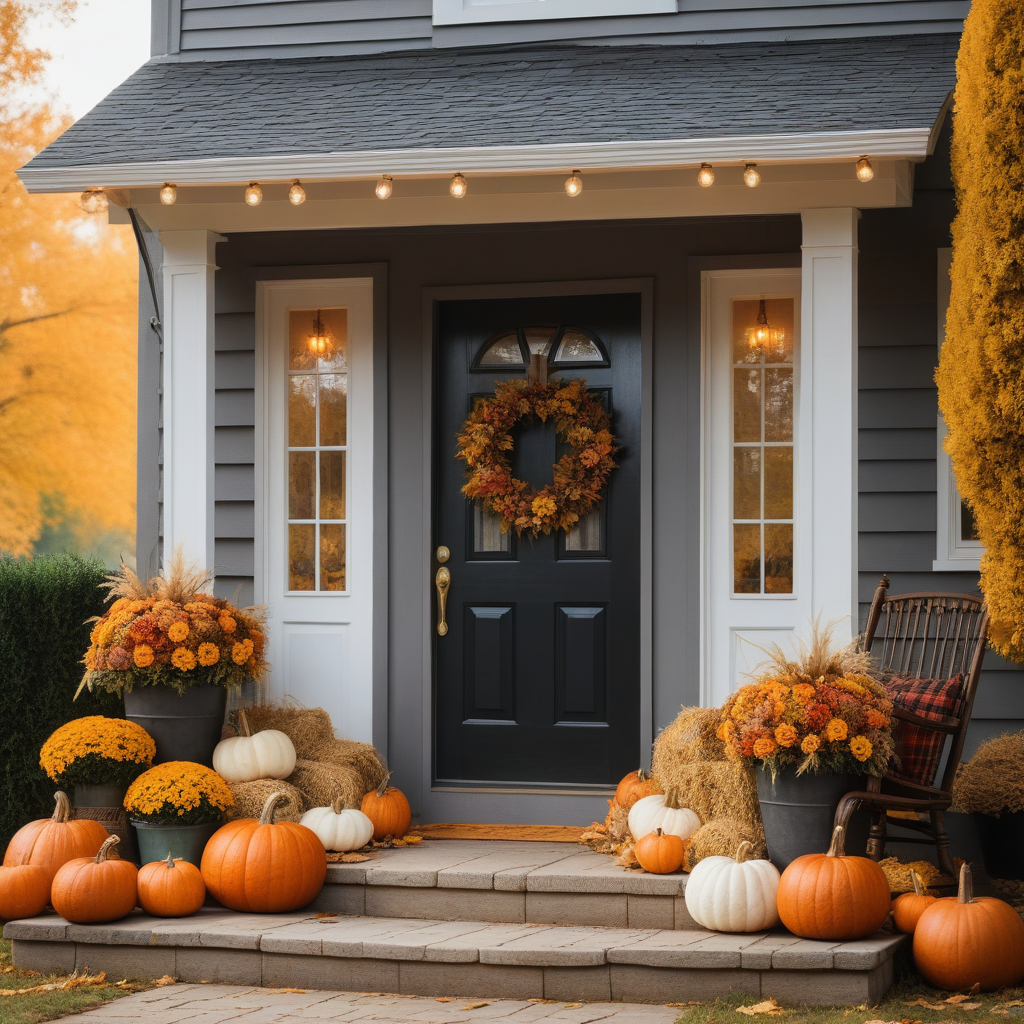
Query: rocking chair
834 575 989 878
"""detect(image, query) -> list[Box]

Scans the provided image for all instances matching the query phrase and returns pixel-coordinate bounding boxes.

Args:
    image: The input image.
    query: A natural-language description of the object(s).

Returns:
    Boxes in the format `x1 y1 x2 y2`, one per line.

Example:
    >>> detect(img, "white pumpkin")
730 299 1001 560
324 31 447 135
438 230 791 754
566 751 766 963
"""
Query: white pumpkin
213 708 296 784
684 840 780 933
300 799 374 852
628 789 700 842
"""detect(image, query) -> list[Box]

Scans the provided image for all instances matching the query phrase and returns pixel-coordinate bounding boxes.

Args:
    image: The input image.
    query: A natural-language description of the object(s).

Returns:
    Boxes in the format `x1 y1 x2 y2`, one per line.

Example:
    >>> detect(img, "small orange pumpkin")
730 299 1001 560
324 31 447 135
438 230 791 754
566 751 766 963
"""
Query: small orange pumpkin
634 828 685 874
3 792 108 883
201 792 326 912
360 773 411 840
51 835 138 924
614 769 655 811
913 862 1024 992
777 825 891 940
138 852 206 918
0 864 51 920
892 870 937 935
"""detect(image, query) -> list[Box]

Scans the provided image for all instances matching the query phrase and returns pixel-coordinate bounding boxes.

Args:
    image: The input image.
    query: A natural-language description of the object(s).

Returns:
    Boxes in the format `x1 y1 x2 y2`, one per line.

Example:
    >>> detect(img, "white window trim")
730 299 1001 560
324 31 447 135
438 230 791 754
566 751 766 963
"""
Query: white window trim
934 247 983 572
433 0 675 27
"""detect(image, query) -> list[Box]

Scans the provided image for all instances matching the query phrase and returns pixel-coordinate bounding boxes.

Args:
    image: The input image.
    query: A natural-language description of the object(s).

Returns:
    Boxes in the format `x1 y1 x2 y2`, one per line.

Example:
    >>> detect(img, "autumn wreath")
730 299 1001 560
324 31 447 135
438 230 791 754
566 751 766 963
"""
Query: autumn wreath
455 377 617 537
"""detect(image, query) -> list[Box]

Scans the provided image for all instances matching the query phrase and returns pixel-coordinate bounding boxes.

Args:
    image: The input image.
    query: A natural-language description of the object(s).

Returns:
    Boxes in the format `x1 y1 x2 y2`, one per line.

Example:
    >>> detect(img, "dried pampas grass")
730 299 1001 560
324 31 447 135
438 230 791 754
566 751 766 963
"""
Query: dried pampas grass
229 779 306 821
745 614 875 684
952 731 1024 816
101 545 214 605
682 819 766 872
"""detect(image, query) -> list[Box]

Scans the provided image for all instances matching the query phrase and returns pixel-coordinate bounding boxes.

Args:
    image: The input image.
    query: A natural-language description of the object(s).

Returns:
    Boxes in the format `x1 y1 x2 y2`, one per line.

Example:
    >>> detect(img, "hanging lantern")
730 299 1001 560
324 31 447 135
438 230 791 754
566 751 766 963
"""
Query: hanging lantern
747 297 786 357
307 309 334 361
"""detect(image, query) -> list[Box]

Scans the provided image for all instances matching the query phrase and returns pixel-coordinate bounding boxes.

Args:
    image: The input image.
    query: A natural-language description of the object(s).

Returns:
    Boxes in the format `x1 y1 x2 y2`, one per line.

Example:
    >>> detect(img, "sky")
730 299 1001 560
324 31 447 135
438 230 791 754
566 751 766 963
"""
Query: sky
24 0 151 120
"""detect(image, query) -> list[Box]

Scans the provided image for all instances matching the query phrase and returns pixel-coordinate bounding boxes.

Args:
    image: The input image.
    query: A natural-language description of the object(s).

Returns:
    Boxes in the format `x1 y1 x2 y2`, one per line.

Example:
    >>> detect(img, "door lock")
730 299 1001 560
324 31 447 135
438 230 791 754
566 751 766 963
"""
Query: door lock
435 546 451 636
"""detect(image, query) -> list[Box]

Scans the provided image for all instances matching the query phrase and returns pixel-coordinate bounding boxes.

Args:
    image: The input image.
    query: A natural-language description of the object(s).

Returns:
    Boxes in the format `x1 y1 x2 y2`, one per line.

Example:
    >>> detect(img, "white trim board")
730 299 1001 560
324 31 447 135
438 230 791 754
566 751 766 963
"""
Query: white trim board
433 0 675 25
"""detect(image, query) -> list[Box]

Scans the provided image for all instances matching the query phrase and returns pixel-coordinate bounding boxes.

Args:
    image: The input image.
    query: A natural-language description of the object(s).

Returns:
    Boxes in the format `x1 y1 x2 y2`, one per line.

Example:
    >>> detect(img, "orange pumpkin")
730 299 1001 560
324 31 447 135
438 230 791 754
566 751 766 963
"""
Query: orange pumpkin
892 870 937 935
614 769 654 811
0 864 51 920
201 792 326 912
360 774 411 840
634 828 685 874
913 863 1024 992
777 825 891 940
138 852 206 918
51 836 138 924
3 792 108 883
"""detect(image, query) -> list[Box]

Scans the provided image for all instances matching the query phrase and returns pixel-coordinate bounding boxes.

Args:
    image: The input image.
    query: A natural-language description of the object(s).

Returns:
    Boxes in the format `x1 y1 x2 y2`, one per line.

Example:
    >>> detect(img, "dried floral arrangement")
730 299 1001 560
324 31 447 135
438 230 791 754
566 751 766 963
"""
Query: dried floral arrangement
40 715 155 788
124 760 234 825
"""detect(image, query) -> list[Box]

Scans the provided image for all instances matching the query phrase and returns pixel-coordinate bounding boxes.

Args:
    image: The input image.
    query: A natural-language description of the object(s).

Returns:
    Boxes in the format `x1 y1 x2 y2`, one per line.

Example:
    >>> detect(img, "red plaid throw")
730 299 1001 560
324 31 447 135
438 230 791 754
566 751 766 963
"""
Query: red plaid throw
884 675 964 785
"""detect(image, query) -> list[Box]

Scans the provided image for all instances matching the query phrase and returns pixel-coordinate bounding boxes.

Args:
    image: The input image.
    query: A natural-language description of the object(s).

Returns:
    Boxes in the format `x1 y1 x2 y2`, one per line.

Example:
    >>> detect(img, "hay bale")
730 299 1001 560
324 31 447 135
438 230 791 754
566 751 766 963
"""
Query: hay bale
242 705 335 759
952 731 1024 816
682 819 766 871
228 779 306 821
878 856 949 893
652 707 727 787
289 758 372 810
315 738 389 794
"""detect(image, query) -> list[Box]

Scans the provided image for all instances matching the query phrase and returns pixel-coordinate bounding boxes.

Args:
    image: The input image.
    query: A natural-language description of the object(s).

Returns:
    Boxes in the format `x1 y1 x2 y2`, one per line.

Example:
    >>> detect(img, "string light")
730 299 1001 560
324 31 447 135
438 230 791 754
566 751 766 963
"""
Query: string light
159 183 177 206
856 157 875 183
564 170 583 197
743 163 761 188
375 175 393 200
449 173 468 199
697 163 715 187
244 182 263 206
78 189 108 214
288 180 306 205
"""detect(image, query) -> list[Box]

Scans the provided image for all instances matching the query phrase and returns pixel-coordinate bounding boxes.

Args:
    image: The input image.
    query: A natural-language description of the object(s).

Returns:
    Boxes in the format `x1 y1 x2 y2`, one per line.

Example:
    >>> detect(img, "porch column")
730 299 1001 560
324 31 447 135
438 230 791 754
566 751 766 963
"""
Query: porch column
801 208 859 638
159 230 223 573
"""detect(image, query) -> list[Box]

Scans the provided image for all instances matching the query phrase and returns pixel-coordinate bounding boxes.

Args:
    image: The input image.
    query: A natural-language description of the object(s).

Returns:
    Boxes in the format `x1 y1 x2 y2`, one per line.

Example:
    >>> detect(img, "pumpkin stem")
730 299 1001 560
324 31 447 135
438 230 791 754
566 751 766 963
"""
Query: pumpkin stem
664 788 682 810
165 851 176 869
636 769 648 782
376 772 392 799
826 825 846 859
655 828 664 837
957 862 974 904
238 707 251 738
259 792 289 825
735 840 754 864
95 835 120 863
910 869 925 897
331 796 344 815
52 791 71 823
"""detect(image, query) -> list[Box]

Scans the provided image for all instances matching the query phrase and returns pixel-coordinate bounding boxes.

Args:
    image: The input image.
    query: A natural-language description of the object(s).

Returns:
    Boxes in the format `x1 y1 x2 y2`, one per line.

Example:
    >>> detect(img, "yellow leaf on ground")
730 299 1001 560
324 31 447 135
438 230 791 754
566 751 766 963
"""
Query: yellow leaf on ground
268 988 307 994
461 1002 491 1010
435 997 451 1003
0 971 107 996
565 1003 583 1008
737 999 785 1016
903 999 947 1010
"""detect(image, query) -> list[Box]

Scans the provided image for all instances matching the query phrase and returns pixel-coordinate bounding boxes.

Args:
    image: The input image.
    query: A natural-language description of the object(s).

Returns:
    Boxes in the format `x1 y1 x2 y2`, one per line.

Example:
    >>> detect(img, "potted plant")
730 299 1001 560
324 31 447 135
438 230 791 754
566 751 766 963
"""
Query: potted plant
77 551 267 767
40 715 156 808
717 621 894 869
124 760 235 866
952 731 1024 881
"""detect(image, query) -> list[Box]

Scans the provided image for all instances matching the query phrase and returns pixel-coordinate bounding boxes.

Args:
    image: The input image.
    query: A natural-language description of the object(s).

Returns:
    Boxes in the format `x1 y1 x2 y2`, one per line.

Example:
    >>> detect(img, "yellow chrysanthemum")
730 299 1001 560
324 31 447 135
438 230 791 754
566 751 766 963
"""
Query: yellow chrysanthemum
774 724 798 748
218 615 237 634
124 760 234 821
133 644 155 668
197 642 220 667
792 683 815 704
801 734 821 755
171 647 197 671
40 716 156 782
849 735 873 762
168 621 189 643
753 736 777 758
231 642 249 665
825 718 848 742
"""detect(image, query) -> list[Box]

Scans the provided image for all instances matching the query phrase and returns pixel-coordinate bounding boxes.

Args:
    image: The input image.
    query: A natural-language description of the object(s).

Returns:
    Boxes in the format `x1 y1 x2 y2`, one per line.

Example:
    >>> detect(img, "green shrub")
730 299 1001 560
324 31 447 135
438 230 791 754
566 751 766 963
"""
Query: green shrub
0 554 122 852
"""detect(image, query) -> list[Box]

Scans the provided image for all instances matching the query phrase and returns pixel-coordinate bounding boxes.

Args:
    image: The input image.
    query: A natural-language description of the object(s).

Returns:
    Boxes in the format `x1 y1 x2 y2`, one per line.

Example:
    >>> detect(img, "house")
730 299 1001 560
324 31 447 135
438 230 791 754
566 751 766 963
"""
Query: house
18 0 1020 831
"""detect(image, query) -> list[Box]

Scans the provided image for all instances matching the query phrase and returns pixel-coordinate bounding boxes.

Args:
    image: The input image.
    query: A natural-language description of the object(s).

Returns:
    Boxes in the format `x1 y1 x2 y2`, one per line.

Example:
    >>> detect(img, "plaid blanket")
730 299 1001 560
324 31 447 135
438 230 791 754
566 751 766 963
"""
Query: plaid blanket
885 674 964 785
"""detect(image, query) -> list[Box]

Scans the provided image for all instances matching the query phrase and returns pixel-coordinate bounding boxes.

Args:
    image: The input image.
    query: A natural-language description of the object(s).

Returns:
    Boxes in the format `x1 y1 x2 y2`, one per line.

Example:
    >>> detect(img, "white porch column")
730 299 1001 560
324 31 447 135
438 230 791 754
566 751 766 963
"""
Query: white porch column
801 208 859 639
160 230 223 573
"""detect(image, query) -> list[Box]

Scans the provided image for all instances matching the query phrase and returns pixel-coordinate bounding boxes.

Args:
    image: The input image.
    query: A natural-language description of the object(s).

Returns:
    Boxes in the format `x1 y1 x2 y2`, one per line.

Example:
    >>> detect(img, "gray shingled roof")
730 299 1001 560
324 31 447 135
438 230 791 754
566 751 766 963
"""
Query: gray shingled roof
24 35 956 171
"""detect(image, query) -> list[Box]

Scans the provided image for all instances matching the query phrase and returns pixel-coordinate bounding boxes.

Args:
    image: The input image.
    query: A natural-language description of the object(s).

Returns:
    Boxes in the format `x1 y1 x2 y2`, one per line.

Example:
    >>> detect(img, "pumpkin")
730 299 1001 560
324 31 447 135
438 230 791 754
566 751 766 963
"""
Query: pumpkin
634 828 685 874
628 789 700 843
3 791 108 882
0 864 51 920
51 835 138 924
212 708 296 785
614 769 654 810
684 840 781 933
201 791 326 912
300 798 374 852
137 852 206 918
892 870 937 935
913 862 1024 992
360 774 411 840
776 825 891 941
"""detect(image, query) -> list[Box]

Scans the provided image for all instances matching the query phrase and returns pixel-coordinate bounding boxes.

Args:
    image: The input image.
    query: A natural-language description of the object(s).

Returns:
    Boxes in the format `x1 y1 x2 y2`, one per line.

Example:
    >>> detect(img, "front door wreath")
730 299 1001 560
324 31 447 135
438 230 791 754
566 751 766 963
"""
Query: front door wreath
455 377 617 537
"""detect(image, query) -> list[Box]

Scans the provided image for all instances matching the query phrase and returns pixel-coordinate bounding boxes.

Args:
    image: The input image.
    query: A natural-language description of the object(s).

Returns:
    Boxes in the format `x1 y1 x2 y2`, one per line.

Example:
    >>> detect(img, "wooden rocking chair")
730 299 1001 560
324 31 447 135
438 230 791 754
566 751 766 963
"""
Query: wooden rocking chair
834 575 989 878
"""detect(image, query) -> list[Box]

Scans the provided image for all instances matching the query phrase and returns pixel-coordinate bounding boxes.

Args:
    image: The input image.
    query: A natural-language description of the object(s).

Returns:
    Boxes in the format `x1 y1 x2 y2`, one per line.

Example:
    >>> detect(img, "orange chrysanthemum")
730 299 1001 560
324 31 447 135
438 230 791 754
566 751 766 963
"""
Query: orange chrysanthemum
825 718 848 742
133 644 155 668
197 642 220 667
172 647 197 671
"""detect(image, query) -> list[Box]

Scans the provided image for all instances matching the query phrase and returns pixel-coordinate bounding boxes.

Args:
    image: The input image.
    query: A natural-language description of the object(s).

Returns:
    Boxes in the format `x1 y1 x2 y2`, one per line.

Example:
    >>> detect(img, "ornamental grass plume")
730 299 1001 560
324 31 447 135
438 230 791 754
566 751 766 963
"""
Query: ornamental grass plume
937 0 1024 659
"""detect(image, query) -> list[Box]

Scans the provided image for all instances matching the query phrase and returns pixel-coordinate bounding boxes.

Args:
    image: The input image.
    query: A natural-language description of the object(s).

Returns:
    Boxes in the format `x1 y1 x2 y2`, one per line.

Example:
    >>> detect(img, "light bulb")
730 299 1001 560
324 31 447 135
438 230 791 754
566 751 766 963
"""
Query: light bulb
244 182 263 206
78 189 108 214
564 170 583 197
159 183 177 205
375 175 393 200
856 157 874 183
288 180 306 205
449 173 468 199
697 163 714 187
743 164 761 188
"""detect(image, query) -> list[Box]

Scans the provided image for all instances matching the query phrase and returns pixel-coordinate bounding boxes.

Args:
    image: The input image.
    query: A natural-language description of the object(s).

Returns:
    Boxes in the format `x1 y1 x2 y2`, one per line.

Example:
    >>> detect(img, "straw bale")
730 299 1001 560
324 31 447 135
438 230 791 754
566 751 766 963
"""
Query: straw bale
652 707 728 787
951 731 1024 816
879 856 949 893
315 737 388 793
289 758 372 810
661 760 763 841
228 779 306 822
242 705 335 759
682 819 766 871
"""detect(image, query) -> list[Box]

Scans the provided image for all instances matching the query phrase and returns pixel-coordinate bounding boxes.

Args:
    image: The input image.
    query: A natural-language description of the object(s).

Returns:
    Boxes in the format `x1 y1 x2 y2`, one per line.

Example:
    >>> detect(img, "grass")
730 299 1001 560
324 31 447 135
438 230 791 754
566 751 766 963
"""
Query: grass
0 938 150 1024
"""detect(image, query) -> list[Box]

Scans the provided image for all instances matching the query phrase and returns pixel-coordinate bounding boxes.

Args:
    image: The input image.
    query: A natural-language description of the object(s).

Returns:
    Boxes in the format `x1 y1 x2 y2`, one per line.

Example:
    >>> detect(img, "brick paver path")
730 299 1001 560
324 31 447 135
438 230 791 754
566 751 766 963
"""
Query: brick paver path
66 984 684 1022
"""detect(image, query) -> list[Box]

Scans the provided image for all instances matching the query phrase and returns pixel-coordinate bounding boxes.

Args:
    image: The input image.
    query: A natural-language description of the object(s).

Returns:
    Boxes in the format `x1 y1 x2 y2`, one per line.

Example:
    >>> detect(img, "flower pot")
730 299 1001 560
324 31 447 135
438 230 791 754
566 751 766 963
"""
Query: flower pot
756 765 868 870
974 811 1024 881
124 684 227 768
73 783 128 808
131 820 221 867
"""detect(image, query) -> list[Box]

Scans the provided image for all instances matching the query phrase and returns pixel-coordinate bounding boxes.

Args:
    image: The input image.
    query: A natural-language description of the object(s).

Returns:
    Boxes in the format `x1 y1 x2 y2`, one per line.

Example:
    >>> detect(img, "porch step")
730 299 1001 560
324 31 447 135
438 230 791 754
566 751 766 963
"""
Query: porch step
6 908 908 1007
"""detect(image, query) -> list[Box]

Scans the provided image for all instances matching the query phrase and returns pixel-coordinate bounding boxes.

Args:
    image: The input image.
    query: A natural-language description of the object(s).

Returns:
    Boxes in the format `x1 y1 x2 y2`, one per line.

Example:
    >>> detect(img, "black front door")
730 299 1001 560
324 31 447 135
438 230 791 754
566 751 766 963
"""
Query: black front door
434 293 642 788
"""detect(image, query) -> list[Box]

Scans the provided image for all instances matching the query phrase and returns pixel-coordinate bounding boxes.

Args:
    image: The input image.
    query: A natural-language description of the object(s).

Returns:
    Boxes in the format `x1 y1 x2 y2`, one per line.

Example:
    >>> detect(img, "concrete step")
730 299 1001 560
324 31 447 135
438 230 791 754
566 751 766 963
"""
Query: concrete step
6 908 908 1007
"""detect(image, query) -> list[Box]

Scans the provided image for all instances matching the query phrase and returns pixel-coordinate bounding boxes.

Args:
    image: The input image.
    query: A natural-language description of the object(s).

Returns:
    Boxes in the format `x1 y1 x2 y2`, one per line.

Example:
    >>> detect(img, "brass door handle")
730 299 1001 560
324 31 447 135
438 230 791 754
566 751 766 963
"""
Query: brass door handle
435 546 451 636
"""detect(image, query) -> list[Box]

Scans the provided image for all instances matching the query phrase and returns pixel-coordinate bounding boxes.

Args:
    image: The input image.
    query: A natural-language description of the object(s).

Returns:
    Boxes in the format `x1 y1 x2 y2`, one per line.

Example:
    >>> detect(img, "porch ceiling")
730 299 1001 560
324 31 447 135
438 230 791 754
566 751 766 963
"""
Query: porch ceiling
18 35 957 193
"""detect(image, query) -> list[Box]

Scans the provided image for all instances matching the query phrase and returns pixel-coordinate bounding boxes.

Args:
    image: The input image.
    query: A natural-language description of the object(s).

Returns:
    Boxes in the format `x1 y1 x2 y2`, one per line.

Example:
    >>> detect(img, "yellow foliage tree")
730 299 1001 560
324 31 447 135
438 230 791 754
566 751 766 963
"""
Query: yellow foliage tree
0 0 137 559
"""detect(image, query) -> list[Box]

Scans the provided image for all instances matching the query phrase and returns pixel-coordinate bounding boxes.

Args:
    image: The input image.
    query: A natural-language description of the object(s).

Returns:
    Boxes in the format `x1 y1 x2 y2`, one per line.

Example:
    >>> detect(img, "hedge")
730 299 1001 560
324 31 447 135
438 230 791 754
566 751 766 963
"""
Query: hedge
0 554 122 852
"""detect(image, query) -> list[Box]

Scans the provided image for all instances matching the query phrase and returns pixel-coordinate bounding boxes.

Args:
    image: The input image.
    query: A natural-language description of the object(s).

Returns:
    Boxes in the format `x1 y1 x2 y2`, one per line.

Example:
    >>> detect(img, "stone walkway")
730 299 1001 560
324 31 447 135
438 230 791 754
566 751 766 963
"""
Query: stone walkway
65 984 683 1022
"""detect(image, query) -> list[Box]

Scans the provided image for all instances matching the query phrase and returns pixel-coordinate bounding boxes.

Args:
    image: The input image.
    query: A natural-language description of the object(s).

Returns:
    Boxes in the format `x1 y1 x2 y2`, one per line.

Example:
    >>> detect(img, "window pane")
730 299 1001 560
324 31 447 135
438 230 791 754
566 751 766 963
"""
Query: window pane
554 329 603 363
764 447 793 519
732 297 795 364
961 499 979 542
763 298 794 364
565 508 602 552
320 524 346 591
289 524 315 590
732 299 763 365
288 375 316 447
734 524 761 594
733 447 761 520
289 307 347 372
734 368 762 443
524 327 557 357
319 451 346 520
478 331 524 365
765 524 794 594
764 369 794 442
288 309 317 372
319 374 347 446
288 451 315 520
474 505 510 553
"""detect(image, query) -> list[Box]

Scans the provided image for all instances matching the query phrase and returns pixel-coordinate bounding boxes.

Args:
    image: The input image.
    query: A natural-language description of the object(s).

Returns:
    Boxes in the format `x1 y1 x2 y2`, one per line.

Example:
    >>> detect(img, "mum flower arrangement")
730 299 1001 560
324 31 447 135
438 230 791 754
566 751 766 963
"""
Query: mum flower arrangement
79 551 267 696
718 620 895 778
124 761 234 825
40 716 156 789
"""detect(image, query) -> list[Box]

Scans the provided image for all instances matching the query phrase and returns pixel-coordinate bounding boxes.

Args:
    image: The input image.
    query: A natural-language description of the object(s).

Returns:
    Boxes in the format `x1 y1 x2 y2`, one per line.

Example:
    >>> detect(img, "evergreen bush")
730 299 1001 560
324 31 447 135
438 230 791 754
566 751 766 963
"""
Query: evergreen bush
0 554 122 852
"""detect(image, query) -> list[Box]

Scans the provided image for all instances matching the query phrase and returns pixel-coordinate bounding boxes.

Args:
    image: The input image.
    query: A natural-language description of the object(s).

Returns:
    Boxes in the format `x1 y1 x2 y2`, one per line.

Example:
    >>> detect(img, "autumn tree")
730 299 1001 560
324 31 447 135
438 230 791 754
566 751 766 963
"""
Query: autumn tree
0 0 137 559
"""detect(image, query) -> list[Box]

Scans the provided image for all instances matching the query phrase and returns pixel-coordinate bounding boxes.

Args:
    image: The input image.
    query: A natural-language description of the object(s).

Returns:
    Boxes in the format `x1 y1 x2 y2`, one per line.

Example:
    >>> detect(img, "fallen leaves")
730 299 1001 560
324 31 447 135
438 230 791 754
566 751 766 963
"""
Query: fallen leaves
993 1000 1024 1016
152 976 177 987
0 971 108 996
461 1001 491 1010
325 852 374 863
314 912 338 919
737 999 785 1016
268 988 307 994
